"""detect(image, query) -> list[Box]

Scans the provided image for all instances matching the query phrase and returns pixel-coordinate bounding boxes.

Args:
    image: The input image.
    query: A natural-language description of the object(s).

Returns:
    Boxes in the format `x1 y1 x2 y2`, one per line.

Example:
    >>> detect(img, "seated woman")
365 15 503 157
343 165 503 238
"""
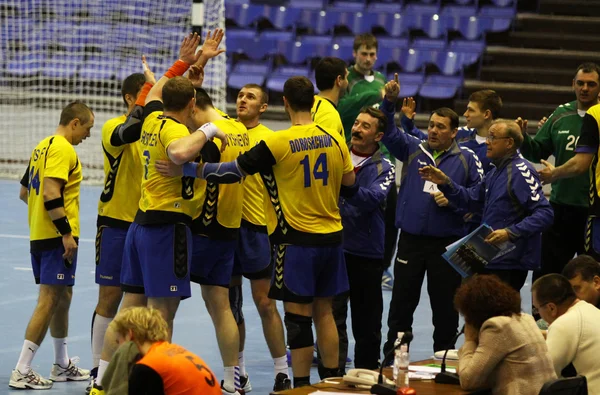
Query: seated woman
454 275 556 395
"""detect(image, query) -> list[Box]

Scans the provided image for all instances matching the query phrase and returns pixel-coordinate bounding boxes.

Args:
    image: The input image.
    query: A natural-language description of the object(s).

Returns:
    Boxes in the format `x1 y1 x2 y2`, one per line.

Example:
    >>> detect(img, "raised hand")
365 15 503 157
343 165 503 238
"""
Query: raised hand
384 73 400 102
188 65 205 88
418 165 449 185
142 55 156 85
179 32 202 65
538 116 548 130
199 29 226 61
516 117 528 135
538 159 555 184
401 97 416 120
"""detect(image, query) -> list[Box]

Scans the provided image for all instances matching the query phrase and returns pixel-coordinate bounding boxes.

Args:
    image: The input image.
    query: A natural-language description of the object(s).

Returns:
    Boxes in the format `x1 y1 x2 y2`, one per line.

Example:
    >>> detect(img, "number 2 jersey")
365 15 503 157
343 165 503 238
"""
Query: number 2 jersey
191 116 250 239
136 101 197 226
22 135 82 250
97 114 143 228
237 123 353 245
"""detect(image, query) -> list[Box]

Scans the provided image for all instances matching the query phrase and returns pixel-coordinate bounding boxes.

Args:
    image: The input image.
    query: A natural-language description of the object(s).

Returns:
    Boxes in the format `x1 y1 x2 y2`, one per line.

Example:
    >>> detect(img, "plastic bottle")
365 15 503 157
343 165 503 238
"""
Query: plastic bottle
392 332 404 380
396 344 409 389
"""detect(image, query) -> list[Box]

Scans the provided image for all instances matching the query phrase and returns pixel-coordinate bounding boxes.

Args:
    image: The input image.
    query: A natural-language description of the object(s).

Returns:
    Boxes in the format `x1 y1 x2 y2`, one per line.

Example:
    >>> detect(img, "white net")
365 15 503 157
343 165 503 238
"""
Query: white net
0 0 226 183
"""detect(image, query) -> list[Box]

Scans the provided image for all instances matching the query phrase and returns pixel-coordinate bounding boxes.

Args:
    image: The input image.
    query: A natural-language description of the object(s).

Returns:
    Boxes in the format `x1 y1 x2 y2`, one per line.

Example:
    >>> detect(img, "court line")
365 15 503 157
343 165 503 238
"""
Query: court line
0 234 94 242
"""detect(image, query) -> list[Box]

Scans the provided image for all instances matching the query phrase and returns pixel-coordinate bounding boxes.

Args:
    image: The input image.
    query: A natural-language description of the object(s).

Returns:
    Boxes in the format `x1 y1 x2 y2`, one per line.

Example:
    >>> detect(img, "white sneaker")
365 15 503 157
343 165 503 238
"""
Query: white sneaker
221 380 245 395
240 374 252 392
9 368 53 390
49 359 90 382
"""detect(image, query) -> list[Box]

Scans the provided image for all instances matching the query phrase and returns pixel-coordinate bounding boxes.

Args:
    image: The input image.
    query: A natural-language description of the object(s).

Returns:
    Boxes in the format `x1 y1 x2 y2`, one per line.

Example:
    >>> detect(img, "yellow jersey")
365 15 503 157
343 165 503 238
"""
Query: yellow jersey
238 123 353 245
135 101 197 226
311 95 344 136
97 115 143 228
191 117 250 239
25 135 82 251
241 123 273 229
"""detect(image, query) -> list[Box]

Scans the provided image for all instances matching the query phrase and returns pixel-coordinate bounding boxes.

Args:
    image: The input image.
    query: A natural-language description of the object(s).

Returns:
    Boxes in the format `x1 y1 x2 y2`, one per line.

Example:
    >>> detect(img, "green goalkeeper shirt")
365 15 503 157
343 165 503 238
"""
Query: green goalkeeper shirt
339 66 390 158
521 100 589 208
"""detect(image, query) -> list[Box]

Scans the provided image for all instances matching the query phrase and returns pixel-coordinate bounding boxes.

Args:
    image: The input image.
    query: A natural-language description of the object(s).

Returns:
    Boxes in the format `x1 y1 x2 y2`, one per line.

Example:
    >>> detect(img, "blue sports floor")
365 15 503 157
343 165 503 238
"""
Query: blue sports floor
0 179 534 394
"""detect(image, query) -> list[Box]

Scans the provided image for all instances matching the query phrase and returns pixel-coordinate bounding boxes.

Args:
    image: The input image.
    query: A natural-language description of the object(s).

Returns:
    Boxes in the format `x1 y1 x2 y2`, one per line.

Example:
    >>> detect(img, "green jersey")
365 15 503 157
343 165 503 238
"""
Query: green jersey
521 100 589 207
339 66 389 158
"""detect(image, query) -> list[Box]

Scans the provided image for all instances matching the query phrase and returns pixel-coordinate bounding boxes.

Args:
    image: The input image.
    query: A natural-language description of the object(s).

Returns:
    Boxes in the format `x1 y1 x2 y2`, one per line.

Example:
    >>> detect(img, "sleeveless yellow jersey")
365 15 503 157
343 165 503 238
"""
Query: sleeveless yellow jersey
25 135 82 251
311 95 344 136
191 117 250 239
97 115 143 228
135 102 196 226
242 123 273 229
259 123 352 245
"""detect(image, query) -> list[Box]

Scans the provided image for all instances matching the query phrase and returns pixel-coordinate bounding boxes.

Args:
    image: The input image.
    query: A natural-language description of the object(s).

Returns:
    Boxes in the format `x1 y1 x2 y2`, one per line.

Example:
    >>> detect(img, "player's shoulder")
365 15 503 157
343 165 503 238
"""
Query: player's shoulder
102 115 127 132
512 157 537 174
587 103 600 118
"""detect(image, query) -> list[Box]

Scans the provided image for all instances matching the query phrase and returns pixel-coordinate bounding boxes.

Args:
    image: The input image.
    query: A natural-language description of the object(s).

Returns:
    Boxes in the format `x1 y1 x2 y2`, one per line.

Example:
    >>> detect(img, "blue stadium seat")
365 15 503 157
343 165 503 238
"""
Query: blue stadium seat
285 35 331 64
448 39 485 67
323 7 376 35
298 9 340 35
79 55 115 81
479 6 515 32
419 74 463 99
226 28 259 57
376 37 410 66
43 53 82 78
404 4 440 34
266 65 311 92
395 72 424 98
453 0 477 4
491 0 514 6
225 3 264 27
366 7 407 37
330 36 355 63
330 0 366 11
228 73 266 90
434 51 463 75
442 6 491 40
256 30 294 59
6 53 45 76
287 0 325 9
263 6 302 30
228 59 270 89
400 38 446 72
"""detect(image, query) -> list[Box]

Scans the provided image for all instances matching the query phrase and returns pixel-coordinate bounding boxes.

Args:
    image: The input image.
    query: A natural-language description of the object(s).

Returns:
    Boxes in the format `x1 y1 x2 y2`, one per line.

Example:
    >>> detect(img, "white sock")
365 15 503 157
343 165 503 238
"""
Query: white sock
97 359 110 387
16 340 39 374
224 366 240 390
91 314 112 369
274 355 289 377
52 337 69 367
238 351 246 377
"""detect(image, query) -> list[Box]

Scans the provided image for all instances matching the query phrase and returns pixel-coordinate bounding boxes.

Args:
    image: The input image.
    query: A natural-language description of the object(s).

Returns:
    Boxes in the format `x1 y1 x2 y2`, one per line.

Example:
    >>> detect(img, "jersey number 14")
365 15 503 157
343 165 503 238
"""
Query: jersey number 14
300 153 329 187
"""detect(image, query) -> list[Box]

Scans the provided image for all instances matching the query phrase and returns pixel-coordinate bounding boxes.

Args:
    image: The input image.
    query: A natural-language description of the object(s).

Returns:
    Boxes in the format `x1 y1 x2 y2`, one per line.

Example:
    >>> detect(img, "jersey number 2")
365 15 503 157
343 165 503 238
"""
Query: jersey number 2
300 153 329 187
28 166 40 195
143 150 150 179
566 135 580 151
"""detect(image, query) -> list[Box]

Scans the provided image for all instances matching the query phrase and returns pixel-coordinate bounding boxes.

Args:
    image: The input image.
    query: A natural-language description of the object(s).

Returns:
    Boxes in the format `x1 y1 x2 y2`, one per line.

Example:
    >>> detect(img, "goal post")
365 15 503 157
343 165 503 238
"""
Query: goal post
0 0 226 183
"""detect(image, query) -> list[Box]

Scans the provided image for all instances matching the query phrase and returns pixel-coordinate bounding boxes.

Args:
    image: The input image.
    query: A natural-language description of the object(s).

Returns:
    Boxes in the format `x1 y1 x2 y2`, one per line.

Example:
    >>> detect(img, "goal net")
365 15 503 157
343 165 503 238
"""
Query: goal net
0 0 226 183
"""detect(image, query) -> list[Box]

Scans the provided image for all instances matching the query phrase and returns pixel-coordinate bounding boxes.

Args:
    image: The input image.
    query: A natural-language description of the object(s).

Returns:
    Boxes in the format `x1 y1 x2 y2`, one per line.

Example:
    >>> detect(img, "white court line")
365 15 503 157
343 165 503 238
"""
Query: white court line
0 234 94 242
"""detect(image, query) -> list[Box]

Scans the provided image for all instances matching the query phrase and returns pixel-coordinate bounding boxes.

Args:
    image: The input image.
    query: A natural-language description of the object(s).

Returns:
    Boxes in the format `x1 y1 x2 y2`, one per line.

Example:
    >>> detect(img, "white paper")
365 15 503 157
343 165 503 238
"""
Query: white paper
408 365 456 374
423 180 439 193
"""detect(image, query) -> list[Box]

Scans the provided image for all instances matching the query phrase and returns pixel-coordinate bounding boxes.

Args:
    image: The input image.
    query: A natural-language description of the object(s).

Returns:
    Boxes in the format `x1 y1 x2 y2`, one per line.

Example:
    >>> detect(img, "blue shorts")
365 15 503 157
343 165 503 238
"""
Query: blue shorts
121 223 192 299
268 244 349 303
31 245 78 286
191 234 236 287
95 226 128 286
233 226 272 280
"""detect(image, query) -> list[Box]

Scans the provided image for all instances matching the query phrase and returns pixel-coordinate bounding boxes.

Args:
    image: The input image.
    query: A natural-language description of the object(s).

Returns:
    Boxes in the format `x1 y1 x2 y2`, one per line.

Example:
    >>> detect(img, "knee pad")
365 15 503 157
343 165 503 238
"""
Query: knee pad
284 312 313 350
228 285 244 325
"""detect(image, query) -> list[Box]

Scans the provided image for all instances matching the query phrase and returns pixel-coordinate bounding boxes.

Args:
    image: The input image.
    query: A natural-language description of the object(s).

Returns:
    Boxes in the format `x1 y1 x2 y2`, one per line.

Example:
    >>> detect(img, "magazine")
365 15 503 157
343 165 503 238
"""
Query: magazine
442 224 515 278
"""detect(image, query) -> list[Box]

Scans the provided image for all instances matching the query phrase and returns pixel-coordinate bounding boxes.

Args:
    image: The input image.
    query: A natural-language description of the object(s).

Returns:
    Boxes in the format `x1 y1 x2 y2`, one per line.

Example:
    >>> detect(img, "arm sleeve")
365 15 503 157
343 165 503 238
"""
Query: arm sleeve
546 320 579 377
400 115 427 140
345 164 395 210
505 164 554 240
379 98 419 162
236 140 277 175
457 322 509 391
110 106 145 147
20 164 30 187
439 175 486 212
44 141 73 182
520 116 555 162
128 364 165 395
447 150 485 215
575 113 600 154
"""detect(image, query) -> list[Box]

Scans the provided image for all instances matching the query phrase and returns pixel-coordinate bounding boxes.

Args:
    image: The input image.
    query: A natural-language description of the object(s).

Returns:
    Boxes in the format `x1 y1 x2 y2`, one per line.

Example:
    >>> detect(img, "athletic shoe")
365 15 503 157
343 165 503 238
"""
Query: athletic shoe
382 269 394 291
85 367 98 395
49 358 91 382
239 374 252 392
273 373 292 392
9 368 53 390
221 380 245 395
89 383 105 395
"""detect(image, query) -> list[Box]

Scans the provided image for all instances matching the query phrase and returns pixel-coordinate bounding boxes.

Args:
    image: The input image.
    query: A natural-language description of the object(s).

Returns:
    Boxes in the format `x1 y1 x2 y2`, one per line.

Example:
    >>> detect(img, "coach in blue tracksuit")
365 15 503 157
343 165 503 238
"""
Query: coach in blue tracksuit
420 119 554 291
337 107 395 371
379 79 483 357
